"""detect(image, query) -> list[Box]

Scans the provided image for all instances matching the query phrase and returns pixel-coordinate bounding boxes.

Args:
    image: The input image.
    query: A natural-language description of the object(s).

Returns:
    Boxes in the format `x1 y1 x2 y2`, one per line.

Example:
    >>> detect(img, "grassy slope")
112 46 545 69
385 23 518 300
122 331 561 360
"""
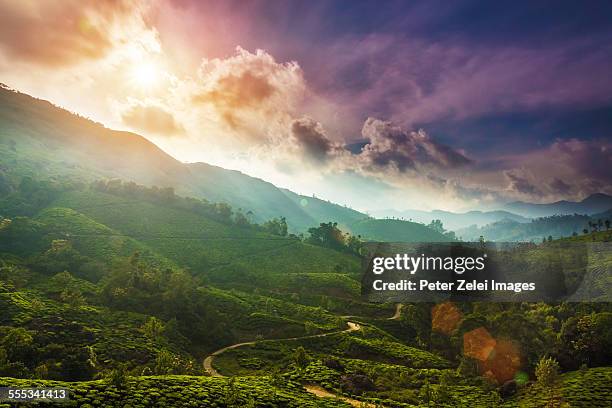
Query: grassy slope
49 190 362 282
503 367 612 407
1 85 445 242
0 375 350 408
0 284 179 369
0 86 352 234
35 206 177 270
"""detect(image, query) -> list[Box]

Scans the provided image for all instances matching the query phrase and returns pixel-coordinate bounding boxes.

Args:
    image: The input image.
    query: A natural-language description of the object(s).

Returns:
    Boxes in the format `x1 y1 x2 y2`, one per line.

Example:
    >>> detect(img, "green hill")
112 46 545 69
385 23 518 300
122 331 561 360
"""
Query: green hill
2 85 426 240
348 218 452 242
47 189 361 284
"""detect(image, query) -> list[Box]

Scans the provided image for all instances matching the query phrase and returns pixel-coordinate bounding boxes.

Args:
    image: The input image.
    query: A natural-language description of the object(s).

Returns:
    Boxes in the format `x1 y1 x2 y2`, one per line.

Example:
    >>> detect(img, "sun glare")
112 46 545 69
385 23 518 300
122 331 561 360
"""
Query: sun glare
129 62 160 89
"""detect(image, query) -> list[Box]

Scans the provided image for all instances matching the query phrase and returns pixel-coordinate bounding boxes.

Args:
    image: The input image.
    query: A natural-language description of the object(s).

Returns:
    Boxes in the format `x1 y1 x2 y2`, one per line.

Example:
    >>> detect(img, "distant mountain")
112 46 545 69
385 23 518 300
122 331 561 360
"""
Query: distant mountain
370 208 530 231
457 210 612 242
503 193 612 218
1 84 447 241
456 215 584 242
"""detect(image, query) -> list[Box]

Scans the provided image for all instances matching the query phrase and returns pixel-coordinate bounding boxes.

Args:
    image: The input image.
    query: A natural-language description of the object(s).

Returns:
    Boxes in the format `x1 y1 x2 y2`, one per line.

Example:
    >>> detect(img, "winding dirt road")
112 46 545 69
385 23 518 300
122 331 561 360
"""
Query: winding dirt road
202 305 402 406
203 321 361 377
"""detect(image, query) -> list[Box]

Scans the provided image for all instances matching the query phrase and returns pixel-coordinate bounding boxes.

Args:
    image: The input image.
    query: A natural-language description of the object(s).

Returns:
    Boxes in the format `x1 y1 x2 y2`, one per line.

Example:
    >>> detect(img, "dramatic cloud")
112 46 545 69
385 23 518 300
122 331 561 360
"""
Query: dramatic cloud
472 138 612 202
121 103 185 136
358 118 472 172
549 178 572 195
0 1 608 211
289 117 339 163
550 139 611 183
504 171 540 196
192 47 305 136
293 35 612 142
0 0 154 67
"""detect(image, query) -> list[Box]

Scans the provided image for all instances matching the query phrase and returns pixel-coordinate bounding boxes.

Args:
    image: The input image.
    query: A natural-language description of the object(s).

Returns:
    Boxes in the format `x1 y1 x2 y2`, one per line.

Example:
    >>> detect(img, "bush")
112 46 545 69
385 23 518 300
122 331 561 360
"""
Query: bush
107 364 129 388
535 356 559 387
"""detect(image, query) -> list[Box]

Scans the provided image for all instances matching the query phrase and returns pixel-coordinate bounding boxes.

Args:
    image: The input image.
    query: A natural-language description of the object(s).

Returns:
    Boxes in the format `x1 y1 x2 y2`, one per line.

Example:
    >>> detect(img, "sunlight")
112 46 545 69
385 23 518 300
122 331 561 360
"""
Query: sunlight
129 61 160 90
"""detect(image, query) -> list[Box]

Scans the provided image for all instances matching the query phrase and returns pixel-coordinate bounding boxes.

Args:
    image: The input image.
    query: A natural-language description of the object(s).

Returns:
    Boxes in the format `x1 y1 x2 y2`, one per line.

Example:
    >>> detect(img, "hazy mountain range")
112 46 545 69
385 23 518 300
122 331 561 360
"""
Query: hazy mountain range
373 193 612 233
502 193 612 218
0 85 446 241
370 208 532 231
1 84 610 242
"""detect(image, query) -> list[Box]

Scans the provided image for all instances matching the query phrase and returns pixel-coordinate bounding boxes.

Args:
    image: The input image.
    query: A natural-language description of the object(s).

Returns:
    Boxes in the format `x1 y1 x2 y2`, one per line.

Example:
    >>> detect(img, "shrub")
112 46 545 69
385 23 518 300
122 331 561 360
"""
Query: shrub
535 356 559 387
107 364 129 388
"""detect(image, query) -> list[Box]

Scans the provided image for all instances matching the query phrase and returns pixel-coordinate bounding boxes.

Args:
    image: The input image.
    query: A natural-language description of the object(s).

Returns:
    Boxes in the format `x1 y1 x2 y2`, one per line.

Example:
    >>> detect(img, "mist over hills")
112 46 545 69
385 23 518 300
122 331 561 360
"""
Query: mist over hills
374 194 612 239
2 85 609 243
0 85 451 241
503 193 612 218
371 208 531 231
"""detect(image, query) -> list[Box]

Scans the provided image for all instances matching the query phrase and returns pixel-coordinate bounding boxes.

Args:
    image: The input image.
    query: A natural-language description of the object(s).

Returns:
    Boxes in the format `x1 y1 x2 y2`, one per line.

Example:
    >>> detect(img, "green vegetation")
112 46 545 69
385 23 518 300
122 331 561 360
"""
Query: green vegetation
0 375 351 407
458 213 612 242
0 86 610 406
503 367 612 407
349 218 454 242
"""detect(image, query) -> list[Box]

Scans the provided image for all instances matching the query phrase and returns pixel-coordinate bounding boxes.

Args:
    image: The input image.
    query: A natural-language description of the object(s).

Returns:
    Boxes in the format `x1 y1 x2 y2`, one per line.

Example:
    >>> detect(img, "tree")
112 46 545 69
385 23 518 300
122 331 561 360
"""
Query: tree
306 222 346 251
605 219 610 230
428 219 445 234
224 377 240 406
263 217 288 236
60 286 86 307
233 210 250 227
419 379 433 407
107 363 129 388
433 371 453 404
293 346 309 370
142 317 165 340
1 327 34 362
535 356 559 387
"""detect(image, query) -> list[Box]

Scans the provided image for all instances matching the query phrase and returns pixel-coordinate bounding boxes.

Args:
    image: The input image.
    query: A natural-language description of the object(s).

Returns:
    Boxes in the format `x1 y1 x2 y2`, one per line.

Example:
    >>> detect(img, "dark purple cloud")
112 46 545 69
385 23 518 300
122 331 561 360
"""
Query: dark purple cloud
358 118 471 172
306 35 612 137
290 117 335 162
549 178 572 195
504 171 540 195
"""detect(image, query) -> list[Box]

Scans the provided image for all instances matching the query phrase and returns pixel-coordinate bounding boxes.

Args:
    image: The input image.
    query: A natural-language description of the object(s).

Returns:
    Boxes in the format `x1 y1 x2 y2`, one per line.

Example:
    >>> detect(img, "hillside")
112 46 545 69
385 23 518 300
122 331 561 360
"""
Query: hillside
457 212 612 242
1 180 611 406
3 85 440 240
503 193 612 218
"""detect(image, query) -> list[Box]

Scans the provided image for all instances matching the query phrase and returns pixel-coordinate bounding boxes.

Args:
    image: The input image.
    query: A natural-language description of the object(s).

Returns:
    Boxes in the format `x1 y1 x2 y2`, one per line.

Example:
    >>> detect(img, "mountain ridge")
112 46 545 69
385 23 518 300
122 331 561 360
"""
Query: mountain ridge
0 85 451 241
503 193 612 218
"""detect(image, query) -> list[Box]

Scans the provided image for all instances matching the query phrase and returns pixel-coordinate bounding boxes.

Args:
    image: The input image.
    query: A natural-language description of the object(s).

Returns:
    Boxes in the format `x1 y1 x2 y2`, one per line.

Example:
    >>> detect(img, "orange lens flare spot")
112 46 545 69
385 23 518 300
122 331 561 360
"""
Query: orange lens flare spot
480 339 523 384
463 327 496 361
431 301 462 335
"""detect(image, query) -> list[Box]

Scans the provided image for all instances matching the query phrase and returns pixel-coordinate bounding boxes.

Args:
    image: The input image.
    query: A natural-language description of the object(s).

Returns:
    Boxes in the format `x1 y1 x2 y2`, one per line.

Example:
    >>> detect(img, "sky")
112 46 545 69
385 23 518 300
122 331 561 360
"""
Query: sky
0 0 611 212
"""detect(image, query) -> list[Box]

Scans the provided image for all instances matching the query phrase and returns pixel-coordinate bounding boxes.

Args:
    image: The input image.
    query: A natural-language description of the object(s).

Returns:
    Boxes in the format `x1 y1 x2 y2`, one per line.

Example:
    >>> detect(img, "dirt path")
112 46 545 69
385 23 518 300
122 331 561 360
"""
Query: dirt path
202 308 398 406
303 385 378 407
203 321 360 377
388 303 404 320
